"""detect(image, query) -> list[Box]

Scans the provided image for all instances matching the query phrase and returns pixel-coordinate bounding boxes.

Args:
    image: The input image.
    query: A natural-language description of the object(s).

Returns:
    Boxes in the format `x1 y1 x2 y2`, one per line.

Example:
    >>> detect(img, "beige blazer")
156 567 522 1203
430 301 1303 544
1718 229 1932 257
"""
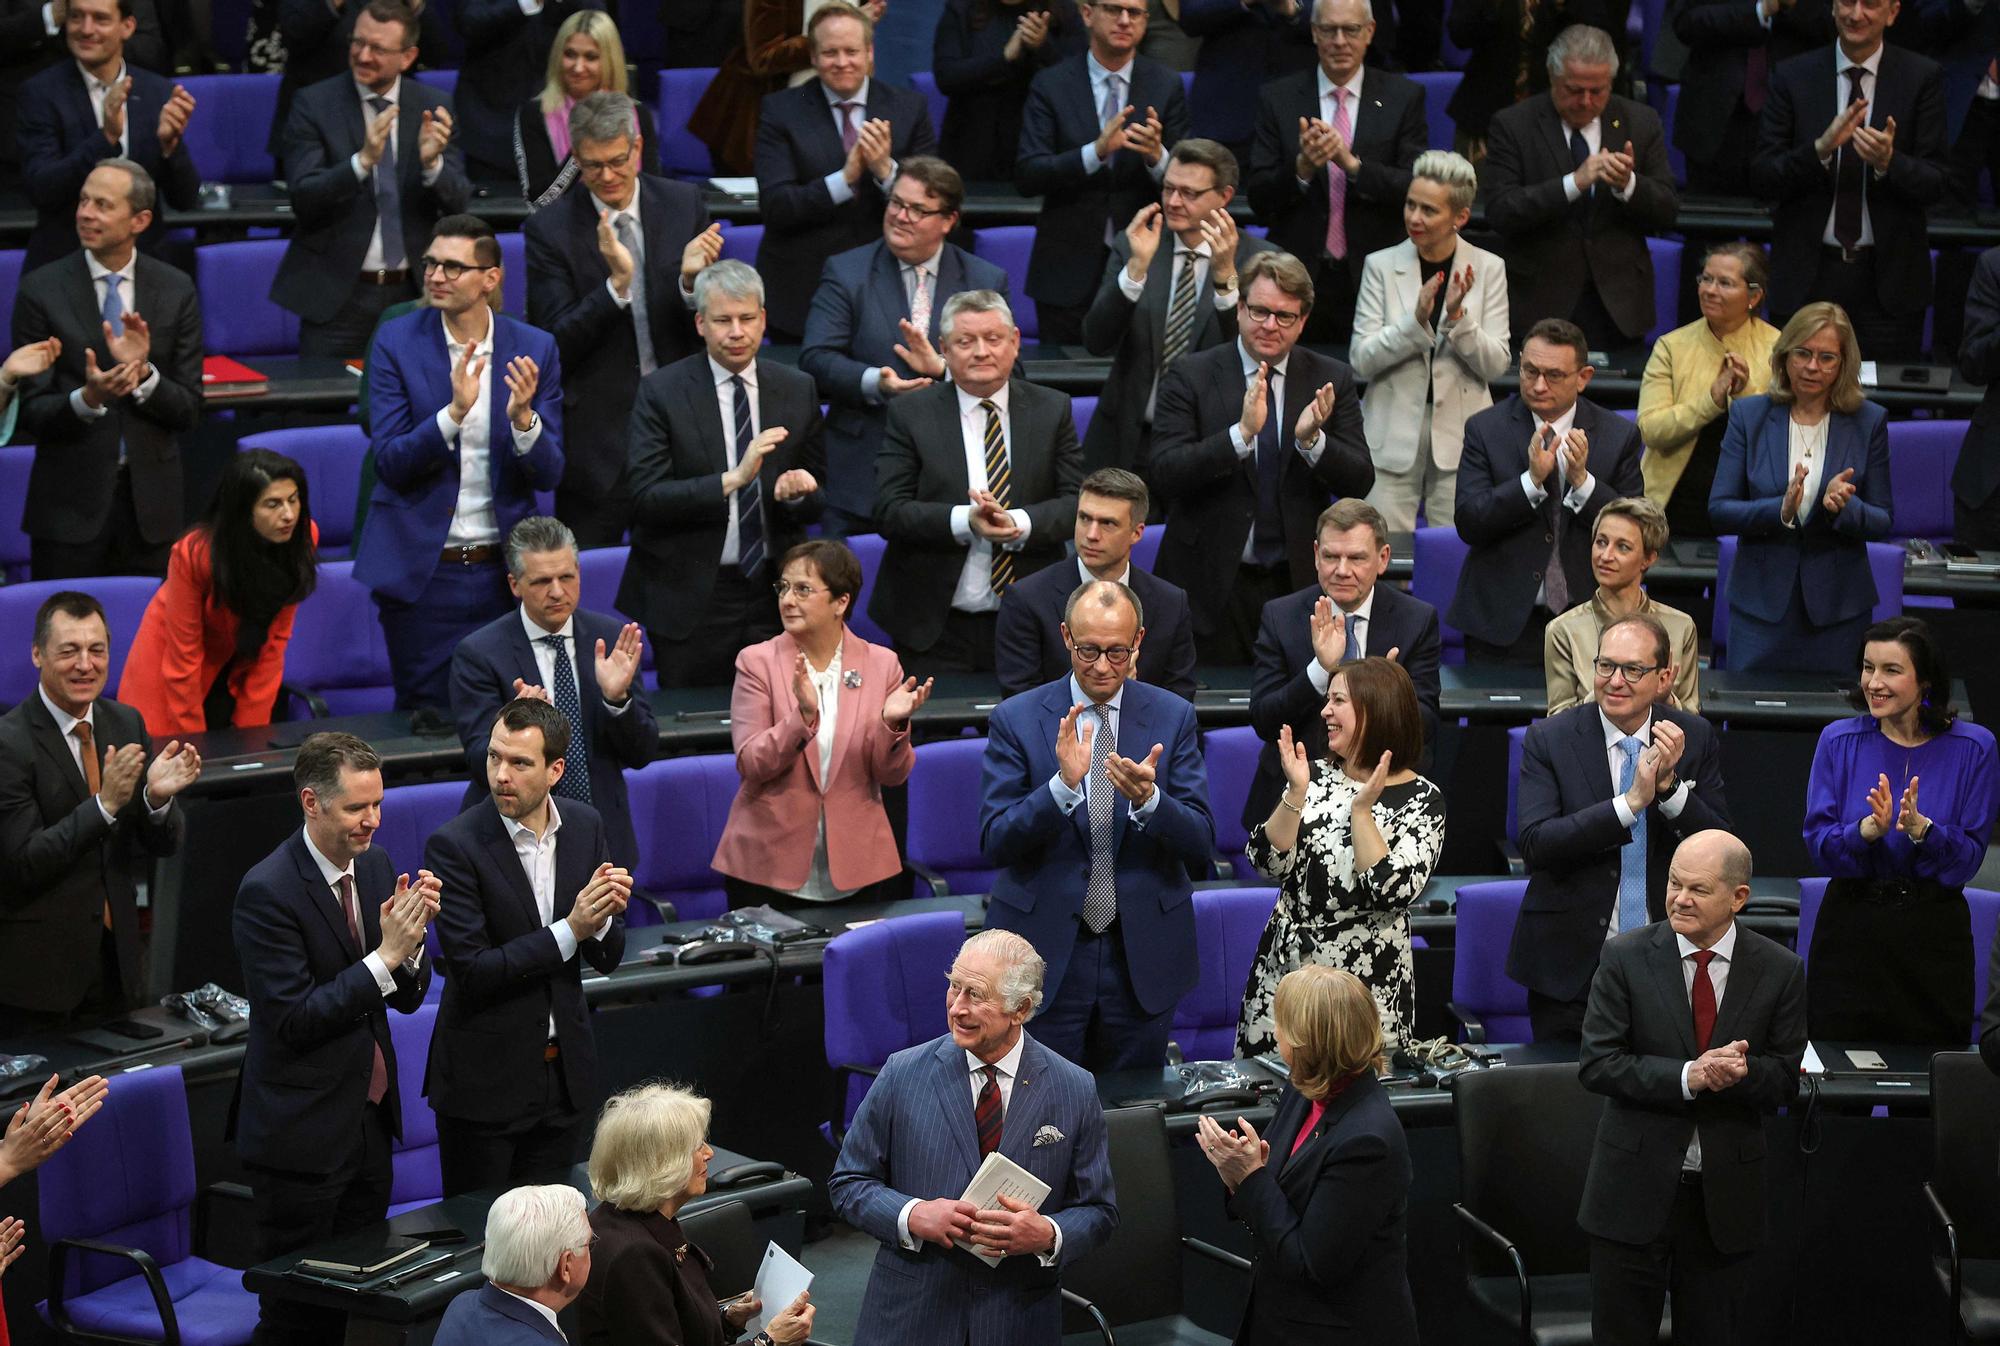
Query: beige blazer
1544 590 1702 714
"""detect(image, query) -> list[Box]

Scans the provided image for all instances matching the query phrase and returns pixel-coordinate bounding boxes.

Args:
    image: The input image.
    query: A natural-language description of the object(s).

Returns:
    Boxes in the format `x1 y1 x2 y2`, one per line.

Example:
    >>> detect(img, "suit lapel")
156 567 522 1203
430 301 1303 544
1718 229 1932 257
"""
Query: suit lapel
933 390 972 497
996 1037 1048 1168
801 85 848 183
1645 922 1700 1059
869 245 910 355
1538 100 1572 177
823 629 864 790
24 696 90 807
394 89 420 200
934 1037 980 1169
485 315 514 492
480 802 546 929
1568 706 1615 802
289 832 362 959
64 255 109 366
687 360 732 475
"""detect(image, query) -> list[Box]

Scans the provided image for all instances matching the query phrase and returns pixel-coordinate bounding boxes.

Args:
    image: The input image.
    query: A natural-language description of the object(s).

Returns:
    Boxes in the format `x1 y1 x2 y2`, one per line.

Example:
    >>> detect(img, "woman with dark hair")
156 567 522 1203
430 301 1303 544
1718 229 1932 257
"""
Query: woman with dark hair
513 10 662 207
932 0 1076 181
118 449 319 736
1238 657 1446 1056
1802 616 1999 1042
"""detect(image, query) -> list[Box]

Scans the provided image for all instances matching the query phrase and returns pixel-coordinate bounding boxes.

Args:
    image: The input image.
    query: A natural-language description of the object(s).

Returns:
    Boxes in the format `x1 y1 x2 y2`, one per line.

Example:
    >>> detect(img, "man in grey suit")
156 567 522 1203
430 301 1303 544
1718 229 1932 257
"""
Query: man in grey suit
829 929 1117 1346
1578 829 1806 1346
799 155 1008 536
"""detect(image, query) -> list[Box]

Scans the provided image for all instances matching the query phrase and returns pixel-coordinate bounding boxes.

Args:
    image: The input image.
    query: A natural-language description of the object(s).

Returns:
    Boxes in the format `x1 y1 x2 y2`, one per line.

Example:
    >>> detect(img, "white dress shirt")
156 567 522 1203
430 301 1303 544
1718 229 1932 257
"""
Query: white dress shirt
1559 115 1641 204
301 829 404 996
78 60 130 156
1076 557 1130 587
500 798 606 1039
1599 708 1694 938
1306 584 1377 695
518 608 631 718
1293 64 1366 192
1047 675 1163 825
1673 919 1739 1170
1229 339 1328 562
349 76 446 274
948 383 1034 613
710 356 762 566
37 685 171 827
821 78 897 205
789 646 856 904
1822 46 1885 248
70 252 161 424
598 191 701 312
435 307 544 546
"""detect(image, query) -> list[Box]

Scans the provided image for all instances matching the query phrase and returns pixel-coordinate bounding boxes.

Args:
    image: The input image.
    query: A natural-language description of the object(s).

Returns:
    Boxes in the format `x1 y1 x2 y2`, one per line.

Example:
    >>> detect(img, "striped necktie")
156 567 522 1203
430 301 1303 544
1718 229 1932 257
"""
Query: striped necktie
733 374 766 577
974 1066 1002 1155
1160 249 1199 369
981 399 1014 593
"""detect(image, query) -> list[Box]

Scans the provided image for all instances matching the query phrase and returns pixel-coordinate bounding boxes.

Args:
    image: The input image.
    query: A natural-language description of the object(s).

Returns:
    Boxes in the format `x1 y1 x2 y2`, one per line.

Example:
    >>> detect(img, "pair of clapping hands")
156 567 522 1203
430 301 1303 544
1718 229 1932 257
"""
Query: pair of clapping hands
0 1074 113 1279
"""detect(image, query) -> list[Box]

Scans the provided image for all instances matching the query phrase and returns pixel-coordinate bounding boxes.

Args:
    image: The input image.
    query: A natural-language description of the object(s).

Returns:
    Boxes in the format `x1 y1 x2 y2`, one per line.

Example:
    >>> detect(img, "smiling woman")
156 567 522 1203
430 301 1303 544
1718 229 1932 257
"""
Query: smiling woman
1542 497 1701 714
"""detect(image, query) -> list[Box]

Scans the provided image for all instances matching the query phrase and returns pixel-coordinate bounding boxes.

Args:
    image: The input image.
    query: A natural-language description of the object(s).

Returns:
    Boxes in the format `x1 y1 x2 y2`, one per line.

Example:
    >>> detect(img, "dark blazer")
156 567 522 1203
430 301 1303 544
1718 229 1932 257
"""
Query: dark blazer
868 378 1083 652
994 558 1199 701
1957 245 2000 516
798 237 1010 525
1578 920 1806 1253
1707 393 1892 627
1150 342 1375 640
931 0 1076 182
752 78 937 336
0 694 181 1014
422 796 625 1127
265 0 450 159
1246 67 1428 287
619 352 826 639
1447 395 1645 648
1752 43 1948 318
1481 93 1679 345
1228 1075 1419 1346
16 60 201 270
271 73 472 325
1245 581 1441 826
1509 702 1732 1003
1445 0 1611 143
447 607 660 870
352 308 565 603
1079 229 1274 475
513 97 662 206
434 1283 567 1346
1669 0 1833 169
522 175 709 509
229 830 431 1174
578 1206 732 1346
1178 0 1315 150
12 250 203 548
1015 52 1191 310
452 0 604 181
0 0 68 179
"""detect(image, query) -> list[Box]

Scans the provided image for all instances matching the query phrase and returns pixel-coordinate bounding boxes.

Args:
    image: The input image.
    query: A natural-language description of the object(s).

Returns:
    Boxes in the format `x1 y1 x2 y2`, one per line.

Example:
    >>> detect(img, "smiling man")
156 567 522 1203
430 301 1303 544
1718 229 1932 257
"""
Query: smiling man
1544 496 1703 715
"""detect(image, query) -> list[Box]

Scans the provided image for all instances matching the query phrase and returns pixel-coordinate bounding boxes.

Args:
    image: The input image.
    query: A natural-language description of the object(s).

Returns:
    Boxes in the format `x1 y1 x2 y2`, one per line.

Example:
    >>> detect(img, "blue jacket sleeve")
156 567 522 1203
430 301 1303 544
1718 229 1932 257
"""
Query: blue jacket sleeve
979 701 1077 865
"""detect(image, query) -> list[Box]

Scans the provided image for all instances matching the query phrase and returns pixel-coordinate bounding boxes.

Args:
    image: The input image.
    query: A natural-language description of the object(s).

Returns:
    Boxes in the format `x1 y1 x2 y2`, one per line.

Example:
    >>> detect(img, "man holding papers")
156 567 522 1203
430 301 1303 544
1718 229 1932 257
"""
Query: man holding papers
829 929 1117 1345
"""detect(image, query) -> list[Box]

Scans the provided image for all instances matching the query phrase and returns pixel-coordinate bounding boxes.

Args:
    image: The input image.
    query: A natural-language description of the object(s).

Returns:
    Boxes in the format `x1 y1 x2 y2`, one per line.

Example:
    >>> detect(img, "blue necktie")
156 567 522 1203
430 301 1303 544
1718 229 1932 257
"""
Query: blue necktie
1616 736 1647 934
102 274 127 464
1342 611 1361 662
368 95 406 269
731 374 765 577
538 634 593 804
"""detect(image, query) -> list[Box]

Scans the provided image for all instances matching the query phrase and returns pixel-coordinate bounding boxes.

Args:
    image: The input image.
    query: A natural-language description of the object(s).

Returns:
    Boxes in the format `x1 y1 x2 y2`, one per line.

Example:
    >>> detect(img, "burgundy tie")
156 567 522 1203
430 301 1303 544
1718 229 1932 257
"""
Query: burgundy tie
836 101 860 153
974 1066 1002 1155
339 875 390 1105
1690 949 1718 1052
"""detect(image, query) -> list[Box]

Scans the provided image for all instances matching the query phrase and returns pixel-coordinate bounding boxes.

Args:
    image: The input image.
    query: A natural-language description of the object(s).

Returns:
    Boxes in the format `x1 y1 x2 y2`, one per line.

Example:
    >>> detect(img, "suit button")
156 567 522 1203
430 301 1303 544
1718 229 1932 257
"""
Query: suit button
1533 570 1543 581
1544 532 1554 543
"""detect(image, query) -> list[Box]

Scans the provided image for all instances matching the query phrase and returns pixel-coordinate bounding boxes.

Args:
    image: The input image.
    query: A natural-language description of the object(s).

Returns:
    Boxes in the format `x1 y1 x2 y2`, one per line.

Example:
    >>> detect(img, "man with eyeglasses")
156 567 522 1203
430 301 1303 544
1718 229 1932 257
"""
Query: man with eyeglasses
524 90 717 547
271 0 470 359
800 154 1009 536
1151 247 1374 667
1245 0 1428 344
622 259 825 688
980 580 1215 1071
353 213 565 712
1509 613 1732 1043
1448 316 1644 666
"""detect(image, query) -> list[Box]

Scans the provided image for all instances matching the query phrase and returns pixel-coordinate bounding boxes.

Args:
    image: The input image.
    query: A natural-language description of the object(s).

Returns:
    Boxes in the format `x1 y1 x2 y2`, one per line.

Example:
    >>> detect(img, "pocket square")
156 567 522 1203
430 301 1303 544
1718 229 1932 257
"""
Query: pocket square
1033 1125 1065 1147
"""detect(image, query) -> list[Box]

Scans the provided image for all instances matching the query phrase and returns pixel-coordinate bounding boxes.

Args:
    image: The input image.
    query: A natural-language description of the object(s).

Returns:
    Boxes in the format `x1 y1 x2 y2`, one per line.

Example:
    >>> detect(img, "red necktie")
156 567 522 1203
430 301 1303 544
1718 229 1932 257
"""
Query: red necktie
974 1066 1002 1156
339 875 390 1105
1690 949 1718 1052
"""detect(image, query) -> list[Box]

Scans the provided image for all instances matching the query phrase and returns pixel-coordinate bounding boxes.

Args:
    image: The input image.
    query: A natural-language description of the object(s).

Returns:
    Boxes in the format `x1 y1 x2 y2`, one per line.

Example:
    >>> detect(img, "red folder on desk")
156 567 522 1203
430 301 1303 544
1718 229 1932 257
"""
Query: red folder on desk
202 356 269 397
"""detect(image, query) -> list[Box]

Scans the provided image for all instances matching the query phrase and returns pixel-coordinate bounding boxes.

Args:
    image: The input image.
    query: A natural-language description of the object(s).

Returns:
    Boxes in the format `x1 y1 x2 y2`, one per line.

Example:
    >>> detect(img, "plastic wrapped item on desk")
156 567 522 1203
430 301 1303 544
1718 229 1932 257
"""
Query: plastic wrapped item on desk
720 906 834 946
163 982 252 1040
0 1053 52 1080
1170 1060 1282 1113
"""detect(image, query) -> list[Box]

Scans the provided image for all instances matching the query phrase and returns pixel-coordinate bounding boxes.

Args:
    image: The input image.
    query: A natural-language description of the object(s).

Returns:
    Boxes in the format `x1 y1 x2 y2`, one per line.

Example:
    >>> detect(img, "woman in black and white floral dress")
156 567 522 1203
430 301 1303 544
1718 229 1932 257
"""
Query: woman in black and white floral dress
1237 657 1447 1057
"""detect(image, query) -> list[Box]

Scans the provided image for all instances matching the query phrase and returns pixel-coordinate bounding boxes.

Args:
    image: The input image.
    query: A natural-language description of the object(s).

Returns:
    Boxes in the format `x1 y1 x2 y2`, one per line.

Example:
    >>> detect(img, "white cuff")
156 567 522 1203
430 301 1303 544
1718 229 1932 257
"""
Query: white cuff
1229 422 1256 459
517 0 543 11
824 169 855 205
1080 143 1103 175
421 157 443 187
1616 172 1638 202
96 796 119 827
41 1 56 34
862 366 884 403
363 950 399 997
1307 659 1333 694
1564 172 1584 202
603 696 632 716
1562 472 1597 512
896 1198 922 1250
70 388 110 420
1049 772 1086 813
1295 430 1324 465
436 406 461 441
606 277 632 308
550 915 580 962
1613 792 1638 830
132 362 160 403
1117 264 1147 302
1680 1061 1696 1100
1038 1219 1063 1266
510 414 544 455
1520 468 1547 505
1002 508 1033 550
1658 778 1692 819
351 152 368 182
950 504 974 544
1128 787 1161 825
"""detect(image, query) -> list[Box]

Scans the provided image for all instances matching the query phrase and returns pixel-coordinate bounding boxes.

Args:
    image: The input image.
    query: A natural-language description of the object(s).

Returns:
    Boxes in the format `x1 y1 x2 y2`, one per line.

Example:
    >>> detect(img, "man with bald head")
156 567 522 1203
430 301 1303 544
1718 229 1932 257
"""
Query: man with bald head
1577 829 1806 1346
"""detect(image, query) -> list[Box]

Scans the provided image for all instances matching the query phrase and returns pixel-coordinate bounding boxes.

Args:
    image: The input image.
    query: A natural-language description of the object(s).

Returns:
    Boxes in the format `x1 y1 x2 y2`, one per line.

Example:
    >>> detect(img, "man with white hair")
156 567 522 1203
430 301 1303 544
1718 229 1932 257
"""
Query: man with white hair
830 930 1117 1346
433 1184 591 1345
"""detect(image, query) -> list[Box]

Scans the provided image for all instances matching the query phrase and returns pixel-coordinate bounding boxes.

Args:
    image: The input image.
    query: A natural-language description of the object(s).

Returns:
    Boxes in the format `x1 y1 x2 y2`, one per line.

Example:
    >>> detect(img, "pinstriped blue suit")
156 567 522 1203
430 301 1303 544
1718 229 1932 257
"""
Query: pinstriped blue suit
829 1033 1117 1346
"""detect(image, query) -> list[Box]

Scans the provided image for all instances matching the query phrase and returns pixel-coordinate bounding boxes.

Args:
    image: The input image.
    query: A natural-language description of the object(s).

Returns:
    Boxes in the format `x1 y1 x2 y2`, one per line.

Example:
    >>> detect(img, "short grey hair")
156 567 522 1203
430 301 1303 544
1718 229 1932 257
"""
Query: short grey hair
1547 24 1618 77
941 289 1015 340
961 930 1045 1016
1411 149 1478 213
481 1186 589 1289
694 258 765 313
505 515 578 579
95 157 156 215
568 90 636 150
1063 578 1145 631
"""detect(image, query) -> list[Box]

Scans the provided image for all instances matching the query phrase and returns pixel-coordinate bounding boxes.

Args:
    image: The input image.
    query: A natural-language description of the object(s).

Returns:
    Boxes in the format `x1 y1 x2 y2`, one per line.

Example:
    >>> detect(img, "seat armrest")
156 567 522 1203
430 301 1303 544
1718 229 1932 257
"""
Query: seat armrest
1924 1180 1960 1332
281 681 331 719
195 1179 254 1251
1453 1203 1531 1341
1500 840 1524 878
1060 1287 1114 1345
906 861 951 898
1184 1235 1251 1274
1447 1002 1488 1045
48 1238 181 1346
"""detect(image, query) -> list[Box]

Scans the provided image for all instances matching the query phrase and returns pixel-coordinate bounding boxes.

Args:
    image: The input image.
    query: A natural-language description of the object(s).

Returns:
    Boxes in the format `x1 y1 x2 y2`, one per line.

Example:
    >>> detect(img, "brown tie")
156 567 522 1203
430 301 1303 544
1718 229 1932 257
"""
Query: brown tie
74 723 111 929
338 874 391 1105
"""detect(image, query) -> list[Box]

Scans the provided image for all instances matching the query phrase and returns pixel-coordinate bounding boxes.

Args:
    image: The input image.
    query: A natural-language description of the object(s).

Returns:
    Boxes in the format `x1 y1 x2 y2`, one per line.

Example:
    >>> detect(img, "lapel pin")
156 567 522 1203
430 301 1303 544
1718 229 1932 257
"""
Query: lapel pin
844 669 864 689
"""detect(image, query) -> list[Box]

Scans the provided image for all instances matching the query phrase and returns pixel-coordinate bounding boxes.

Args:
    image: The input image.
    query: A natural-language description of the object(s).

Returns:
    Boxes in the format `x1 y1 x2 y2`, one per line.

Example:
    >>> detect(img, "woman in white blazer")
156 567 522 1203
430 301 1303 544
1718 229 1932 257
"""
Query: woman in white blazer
1349 150 1511 534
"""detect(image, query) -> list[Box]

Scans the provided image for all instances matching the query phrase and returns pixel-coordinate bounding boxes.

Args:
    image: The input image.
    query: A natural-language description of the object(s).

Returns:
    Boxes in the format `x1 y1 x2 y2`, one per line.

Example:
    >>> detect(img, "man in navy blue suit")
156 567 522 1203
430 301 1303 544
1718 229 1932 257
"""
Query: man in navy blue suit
448 516 657 871
799 155 1007 536
981 578 1215 1071
434 1185 591 1346
354 213 565 713
15 0 198 271
230 732 437 1346
830 929 1117 1346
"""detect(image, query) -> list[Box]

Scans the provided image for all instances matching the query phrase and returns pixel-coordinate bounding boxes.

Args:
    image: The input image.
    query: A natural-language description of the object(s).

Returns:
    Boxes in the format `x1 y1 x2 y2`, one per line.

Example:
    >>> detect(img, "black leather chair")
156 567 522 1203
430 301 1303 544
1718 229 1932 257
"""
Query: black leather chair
1926 1050 2000 1342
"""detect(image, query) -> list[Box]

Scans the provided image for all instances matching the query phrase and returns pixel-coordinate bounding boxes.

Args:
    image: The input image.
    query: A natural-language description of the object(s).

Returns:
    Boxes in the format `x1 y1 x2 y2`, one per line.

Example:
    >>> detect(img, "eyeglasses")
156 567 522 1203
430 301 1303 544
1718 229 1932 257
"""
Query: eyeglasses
1592 658 1663 682
1518 361 1581 385
773 581 827 599
1243 303 1303 329
419 257 496 281
1787 347 1841 368
885 195 950 220
1694 272 1754 291
1090 1 1148 19
1310 21 1371 38
1071 643 1135 666
1159 182 1217 202
576 146 635 176
347 37 409 57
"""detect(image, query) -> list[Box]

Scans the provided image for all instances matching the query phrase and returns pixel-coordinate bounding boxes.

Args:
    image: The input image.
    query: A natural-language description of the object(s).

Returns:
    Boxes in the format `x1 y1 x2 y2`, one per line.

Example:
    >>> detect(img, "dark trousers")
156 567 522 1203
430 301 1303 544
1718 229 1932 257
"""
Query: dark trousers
1197 560 1292 667
375 558 513 710
1957 493 2000 548
248 1102 394 1346
436 1055 583 1198
299 279 415 360
1465 606 1555 668
1799 248 1925 363
0 925 125 1038
652 568 782 689
1302 254 1359 346
1031 923 1174 1073
818 502 874 538
1590 1178 1752 1346
31 466 170 579
1036 301 1090 347
724 872 908 914
556 488 632 549
894 607 999 679
1527 987 1590 1043
1570 279 1631 355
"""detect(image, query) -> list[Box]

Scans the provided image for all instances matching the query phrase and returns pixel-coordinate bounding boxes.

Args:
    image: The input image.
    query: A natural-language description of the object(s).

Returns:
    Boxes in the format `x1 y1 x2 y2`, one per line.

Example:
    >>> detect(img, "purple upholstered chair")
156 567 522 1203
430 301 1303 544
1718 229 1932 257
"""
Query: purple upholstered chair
281 560 396 716
971 227 1038 339
388 1002 443 1213
1449 880 1534 1043
1072 394 1098 444
411 69 457 95
843 533 893 648
576 546 654 683
0 444 30 583
910 72 948 145
626 753 740 920
197 240 298 358
1130 528 1162 572
375 779 473 986
1203 725 1263 882
720 223 764 266
177 74 280 184
1645 237 1681 345
1412 526 1471 665
1170 887 1279 1062
822 908 966 1133
0 576 158 709
238 424 368 559
1411 70 1460 150
35 1065 260 1346
1887 419 1966 542
0 250 24 343
1504 723 1531 872
907 737 997 896
656 68 720 180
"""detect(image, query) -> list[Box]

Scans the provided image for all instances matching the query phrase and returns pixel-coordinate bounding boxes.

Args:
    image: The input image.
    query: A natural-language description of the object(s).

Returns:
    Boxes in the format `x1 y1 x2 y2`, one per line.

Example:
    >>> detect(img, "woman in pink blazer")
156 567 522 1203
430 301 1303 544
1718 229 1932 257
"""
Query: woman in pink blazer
713 540 933 910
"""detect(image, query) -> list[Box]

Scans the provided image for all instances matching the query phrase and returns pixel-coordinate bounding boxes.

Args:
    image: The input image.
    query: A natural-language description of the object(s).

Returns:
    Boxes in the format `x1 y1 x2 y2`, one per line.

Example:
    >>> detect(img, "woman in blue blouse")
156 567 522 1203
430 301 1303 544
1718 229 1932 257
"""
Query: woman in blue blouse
1803 617 1999 1042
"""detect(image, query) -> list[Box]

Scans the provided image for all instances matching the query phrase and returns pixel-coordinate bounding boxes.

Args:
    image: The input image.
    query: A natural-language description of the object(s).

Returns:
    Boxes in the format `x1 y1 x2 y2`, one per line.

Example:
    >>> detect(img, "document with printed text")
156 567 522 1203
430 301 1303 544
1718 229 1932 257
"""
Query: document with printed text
955 1151 1051 1267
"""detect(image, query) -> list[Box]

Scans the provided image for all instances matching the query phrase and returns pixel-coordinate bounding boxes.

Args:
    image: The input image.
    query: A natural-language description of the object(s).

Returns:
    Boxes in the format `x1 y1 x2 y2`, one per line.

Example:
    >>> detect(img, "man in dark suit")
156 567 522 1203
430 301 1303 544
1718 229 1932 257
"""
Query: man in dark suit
230 731 437 1346
1670 0 1833 195
1080 137 1273 478
425 697 628 1196
1151 249 1375 667
263 0 450 165
15 0 198 271
433 1186 592 1346
799 155 1007 535
752 1 937 343
1246 0 1429 344
452 0 600 183
995 467 1198 700
1751 0 1948 362
271 0 472 359
1482 24 1679 352
981 580 1216 1070
449 516 657 870
353 213 565 712
1955 243 2000 547
1448 317 1644 665
0 0 70 190
870 289 1083 677
0 591 194 1037
1511 614 1733 1041
1578 828 1806 1345
1246 498 1440 824
1016 0 1190 345
524 90 716 546
12 159 202 580
621 259 826 688
1178 0 1314 163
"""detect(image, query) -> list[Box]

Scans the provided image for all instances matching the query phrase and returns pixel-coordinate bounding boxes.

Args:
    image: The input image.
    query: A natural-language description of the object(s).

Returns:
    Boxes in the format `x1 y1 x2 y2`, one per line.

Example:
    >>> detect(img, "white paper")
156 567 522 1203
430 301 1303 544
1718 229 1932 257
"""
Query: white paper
1802 1043 1825 1076
742 1241 813 1337
1859 360 1878 388
709 176 760 197
954 1150 1052 1268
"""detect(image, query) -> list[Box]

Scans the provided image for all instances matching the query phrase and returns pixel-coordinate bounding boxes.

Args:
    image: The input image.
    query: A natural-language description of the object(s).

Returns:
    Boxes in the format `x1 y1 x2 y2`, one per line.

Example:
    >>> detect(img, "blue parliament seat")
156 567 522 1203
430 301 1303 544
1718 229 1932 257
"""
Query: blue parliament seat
625 753 739 920
387 1002 443 1212
1202 724 1261 881
1411 70 1460 151
177 74 280 184
842 533 893 648
1645 236 1680 344
280 560 395 716
906 736 997 896
197 240 298 358
1411 525 1470 666
821 908 964 1133
1887 419 1965 542
1448 879 1534 1043
411 69 457 96
720 222 763 266
1171 885 1278 1062
499 230 527 316
237 425 368 559
910 72 947 146
657 68 719 180
971 226 1037 339
1710 536 1904 669
0 444 31 583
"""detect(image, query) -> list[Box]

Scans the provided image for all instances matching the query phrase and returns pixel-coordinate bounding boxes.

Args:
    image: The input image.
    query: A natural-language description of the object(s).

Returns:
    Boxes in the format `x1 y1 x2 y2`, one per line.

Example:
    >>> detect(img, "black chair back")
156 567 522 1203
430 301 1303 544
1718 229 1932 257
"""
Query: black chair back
679 1199 763 1300
1061 1104 1185 1326
1933 1051 2000 1259
1453 1063 1605 1276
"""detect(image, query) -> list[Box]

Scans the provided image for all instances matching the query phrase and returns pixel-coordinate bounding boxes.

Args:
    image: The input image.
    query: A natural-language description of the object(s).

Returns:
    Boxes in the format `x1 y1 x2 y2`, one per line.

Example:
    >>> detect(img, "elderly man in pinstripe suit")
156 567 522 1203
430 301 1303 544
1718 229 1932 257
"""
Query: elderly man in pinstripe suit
829 929 1117 1345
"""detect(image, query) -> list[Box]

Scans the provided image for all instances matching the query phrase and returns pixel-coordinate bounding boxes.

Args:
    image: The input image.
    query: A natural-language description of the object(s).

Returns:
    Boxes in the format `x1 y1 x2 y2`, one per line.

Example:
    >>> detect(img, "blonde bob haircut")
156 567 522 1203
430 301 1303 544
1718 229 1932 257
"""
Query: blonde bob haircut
1273 965 1384 1099
1766 301 1865 416
538 10 631 116
588 1082 711 1212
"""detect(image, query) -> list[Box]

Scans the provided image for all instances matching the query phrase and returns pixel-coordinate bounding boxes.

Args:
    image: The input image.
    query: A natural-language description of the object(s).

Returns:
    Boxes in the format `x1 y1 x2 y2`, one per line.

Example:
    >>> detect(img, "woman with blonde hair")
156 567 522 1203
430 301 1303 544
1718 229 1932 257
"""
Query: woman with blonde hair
1543 496 1701 713
514 9 661 207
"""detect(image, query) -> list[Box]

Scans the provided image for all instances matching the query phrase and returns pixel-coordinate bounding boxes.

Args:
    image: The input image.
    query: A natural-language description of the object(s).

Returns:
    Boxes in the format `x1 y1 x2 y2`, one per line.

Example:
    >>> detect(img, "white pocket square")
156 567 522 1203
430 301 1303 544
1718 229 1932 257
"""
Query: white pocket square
1033 1125 1065 1147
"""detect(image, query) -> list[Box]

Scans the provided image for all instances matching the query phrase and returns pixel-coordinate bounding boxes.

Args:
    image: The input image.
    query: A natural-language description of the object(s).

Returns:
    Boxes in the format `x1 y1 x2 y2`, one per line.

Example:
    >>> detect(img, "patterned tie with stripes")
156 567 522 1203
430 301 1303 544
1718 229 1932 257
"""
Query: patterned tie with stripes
1160 249 1199 370
975 1065 1002 1155
732 374 766 578
981 398 1014 593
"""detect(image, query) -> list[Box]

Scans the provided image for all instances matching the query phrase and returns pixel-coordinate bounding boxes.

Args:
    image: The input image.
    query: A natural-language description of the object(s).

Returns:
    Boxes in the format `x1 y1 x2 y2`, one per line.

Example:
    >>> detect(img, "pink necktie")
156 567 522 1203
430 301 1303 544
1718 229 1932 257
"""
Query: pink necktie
339 875 390 1106
1325 88 1351 260
837 101 859 153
